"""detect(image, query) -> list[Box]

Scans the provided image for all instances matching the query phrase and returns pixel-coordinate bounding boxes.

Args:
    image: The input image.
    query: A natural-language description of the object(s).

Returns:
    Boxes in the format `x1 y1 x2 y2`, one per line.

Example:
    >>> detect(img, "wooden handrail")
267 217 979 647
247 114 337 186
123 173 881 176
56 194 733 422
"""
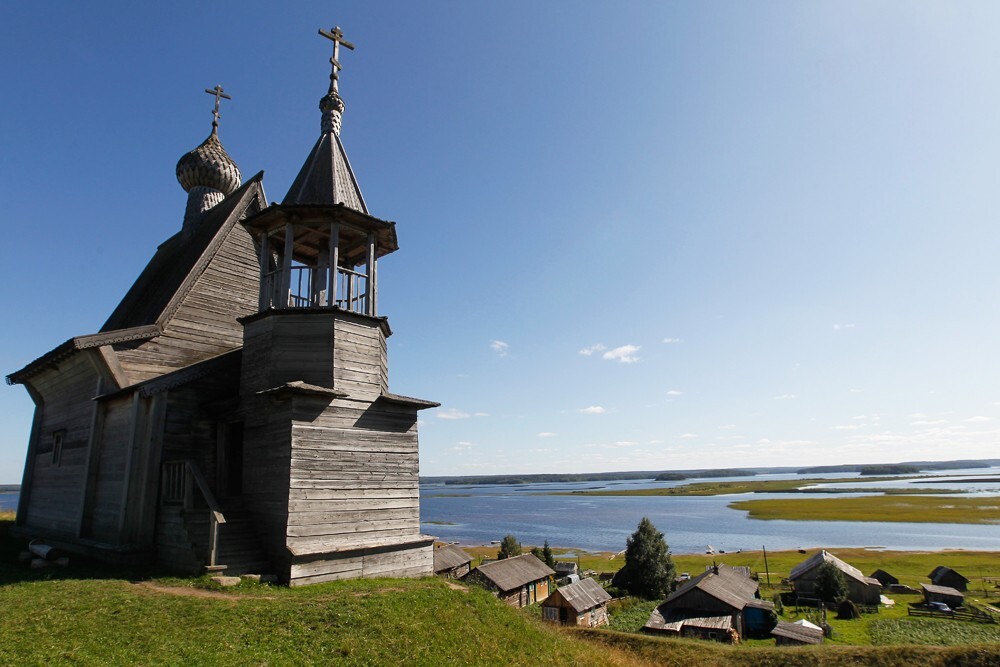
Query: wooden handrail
162 460 226 568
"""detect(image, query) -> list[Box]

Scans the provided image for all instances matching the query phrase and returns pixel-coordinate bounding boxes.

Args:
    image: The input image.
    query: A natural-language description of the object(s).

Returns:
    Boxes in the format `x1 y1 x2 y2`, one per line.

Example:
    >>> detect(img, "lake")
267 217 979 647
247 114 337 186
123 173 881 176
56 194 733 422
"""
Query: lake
420 468 1000 554
4 468 999 555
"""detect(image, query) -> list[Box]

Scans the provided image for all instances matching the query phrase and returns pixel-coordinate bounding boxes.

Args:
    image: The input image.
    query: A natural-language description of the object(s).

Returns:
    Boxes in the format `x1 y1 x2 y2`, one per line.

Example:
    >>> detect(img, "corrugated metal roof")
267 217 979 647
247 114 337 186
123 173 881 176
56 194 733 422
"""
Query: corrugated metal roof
663 565 759 611
789 550 870 586
433 545 472 573
549 577 611 613
474 554 555 592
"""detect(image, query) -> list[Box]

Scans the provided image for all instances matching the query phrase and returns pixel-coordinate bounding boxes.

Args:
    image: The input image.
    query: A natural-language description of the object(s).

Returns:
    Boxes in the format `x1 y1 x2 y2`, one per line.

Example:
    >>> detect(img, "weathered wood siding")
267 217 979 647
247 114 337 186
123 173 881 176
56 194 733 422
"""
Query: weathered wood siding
332 316 387 399
115 223 259 384
88 395 134 543
20 354 102 537
241 312 335 392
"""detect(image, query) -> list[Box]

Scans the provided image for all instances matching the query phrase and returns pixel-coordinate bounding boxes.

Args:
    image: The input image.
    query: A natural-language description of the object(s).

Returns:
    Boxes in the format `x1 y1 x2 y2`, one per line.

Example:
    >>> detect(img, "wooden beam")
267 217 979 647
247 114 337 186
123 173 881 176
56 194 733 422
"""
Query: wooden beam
328 222 339 306
280 223 295 308
258 231 270 310
364 231 375 316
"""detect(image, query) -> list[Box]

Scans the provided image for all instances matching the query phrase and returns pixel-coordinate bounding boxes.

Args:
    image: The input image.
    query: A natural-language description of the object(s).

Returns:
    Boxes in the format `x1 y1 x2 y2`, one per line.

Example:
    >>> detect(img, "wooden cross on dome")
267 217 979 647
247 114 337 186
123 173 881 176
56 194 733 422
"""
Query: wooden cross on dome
319 26 355 92
205 84 231 131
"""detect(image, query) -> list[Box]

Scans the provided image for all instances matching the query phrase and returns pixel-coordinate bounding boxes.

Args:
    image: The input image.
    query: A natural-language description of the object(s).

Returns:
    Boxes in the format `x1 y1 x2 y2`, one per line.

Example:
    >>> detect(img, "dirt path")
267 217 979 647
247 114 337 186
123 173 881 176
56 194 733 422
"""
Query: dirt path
133 581 275 600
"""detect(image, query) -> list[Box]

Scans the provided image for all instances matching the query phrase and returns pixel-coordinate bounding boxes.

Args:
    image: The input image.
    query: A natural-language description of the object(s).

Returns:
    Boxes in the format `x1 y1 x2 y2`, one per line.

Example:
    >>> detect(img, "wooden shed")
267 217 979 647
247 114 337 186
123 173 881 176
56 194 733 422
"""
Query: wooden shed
921 583 965 608
541 577 611 627
870 569 899 589
468 554 555 608
788 551 881 606
433 545 472 579
6 31 439 586
771 620 824 646
928 566 969 592
644 564 760 641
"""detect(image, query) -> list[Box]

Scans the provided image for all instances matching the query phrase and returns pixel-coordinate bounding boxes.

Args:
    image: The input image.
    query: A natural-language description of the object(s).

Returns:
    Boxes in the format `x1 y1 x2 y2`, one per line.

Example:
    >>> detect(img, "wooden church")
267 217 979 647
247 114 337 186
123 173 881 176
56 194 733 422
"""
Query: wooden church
6 28 438 585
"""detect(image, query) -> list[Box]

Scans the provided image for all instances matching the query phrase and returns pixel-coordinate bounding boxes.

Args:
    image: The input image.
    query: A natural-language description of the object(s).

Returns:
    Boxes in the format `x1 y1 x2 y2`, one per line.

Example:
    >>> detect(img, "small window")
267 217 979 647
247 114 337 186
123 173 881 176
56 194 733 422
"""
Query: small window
51 431 65 466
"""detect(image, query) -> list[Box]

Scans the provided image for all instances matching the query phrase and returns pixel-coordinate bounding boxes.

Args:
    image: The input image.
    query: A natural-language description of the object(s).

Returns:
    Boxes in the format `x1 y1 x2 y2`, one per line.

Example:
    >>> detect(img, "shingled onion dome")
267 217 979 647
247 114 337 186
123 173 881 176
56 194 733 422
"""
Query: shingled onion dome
176 125 242 233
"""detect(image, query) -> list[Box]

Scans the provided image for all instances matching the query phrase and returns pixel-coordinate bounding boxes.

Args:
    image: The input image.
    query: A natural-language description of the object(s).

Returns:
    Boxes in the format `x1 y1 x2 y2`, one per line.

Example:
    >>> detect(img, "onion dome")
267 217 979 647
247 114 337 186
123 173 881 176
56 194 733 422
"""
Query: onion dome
175 128 241 196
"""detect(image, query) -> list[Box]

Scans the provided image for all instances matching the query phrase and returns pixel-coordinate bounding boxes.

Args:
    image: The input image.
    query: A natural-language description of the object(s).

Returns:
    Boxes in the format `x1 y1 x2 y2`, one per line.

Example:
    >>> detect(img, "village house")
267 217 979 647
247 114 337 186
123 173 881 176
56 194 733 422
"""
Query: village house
921 583 965 609
467 554 555 608
928 566 969 591
433 544 472 579
644 564 769 642
541 577 612 627
788 551 881 606
6 27 439 586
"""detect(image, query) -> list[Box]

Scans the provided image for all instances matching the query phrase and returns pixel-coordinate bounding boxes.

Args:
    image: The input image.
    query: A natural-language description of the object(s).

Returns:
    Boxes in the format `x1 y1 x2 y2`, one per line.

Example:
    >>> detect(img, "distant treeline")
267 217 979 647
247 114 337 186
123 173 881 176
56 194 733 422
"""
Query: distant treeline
426 469 758 486
797 460 994 475
0 485 20 493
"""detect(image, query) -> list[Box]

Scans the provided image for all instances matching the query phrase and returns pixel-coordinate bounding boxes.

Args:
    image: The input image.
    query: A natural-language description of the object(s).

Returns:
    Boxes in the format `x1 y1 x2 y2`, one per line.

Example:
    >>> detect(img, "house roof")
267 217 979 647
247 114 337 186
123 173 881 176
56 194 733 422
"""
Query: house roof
789 550 874 587
771 620 823 645
921 583 965 597
871 569 899 584
547 577 611 613
645 608 733 633
433 545 472 573
474 554 555 592
663 565 759 611
929 566 969 583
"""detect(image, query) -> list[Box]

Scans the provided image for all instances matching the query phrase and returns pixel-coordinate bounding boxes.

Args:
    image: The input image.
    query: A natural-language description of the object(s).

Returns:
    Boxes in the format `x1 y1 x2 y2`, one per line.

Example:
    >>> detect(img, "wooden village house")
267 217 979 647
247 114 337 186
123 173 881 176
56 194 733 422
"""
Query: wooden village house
870 569 899 589
788 550 881 606
928 566 969 592
433 544 472 579
541 577 612 627
771 620 824 646
467 554 555 608
921 583 965 609
644 564 770 642
6 29 440 586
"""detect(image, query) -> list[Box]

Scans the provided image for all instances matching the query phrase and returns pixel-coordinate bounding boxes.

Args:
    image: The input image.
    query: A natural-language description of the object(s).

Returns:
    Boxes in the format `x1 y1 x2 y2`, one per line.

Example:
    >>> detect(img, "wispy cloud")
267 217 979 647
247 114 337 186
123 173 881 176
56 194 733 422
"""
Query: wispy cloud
436 408 471 420
833 323 857 331
773 394 797 400
450 441 474 452
603 345 641 364
579 344 606 356
965 416 991 423
679 433 698 439
537 432 557 438
719 424 737 430
579 406 607 415
666 389 684 397
474 412 489 417
663 337 682 344
490 340 509 356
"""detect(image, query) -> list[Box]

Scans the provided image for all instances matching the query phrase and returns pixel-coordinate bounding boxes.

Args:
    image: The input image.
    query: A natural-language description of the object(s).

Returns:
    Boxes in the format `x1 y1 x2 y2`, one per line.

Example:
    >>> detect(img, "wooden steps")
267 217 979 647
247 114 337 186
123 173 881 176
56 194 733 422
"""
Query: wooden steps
183 503 273 576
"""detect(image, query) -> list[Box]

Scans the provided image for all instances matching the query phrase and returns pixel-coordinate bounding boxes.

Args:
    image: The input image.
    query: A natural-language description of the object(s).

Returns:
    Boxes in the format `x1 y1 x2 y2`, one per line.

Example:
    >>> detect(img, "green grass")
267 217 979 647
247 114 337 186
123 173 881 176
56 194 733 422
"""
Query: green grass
870 618 1000 645
607 598 659 633
729 495 1000 524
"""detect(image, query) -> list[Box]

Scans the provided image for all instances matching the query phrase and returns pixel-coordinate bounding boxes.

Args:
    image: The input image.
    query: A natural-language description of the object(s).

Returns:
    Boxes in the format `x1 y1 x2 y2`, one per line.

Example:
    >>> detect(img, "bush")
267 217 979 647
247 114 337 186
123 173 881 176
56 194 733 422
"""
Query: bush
497 535 521 560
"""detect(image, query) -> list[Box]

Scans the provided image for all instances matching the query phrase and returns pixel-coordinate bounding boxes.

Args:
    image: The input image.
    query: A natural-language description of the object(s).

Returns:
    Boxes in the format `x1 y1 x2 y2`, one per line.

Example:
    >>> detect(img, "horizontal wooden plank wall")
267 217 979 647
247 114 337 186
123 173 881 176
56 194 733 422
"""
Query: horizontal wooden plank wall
333 317 387 399
284 395 431 584
88 395 133 543
115 224 259 385
22 354 101 537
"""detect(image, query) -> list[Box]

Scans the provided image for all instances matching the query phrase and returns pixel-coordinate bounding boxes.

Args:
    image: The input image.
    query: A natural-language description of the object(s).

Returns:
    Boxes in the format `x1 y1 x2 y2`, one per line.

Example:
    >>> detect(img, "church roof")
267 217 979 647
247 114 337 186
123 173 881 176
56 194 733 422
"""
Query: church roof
101 173 265 332
282 130 368 213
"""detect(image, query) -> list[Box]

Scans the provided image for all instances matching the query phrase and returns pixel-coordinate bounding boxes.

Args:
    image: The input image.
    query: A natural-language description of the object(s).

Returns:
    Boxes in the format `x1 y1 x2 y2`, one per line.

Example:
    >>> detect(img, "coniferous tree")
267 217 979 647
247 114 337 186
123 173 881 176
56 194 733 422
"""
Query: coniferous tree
497 535 521 560
618 517 675 599
542 540 555 569
814 561 849 604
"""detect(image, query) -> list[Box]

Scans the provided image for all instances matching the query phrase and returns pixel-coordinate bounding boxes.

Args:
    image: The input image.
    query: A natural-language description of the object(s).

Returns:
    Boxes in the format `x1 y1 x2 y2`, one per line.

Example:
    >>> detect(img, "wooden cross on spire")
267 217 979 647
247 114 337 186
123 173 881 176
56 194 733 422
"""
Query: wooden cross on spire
205 84 231 132
319 26 355 93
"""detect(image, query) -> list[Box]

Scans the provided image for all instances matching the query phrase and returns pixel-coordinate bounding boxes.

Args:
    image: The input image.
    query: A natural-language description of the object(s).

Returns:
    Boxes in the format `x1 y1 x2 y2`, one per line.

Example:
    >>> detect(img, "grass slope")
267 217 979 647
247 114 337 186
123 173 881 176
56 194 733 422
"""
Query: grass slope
729 495 1000 524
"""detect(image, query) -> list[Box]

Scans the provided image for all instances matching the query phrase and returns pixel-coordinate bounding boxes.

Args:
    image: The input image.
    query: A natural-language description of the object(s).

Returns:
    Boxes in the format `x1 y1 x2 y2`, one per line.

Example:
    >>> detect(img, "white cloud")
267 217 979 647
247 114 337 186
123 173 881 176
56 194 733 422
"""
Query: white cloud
679 433 698 439
490 340 509 356
450 441 474 452
474 412 489 417
773 394 797 400
833 424 861 430
965 416 991 423
436 408 471 420
663 337 682 344
911 419 947 426
579 406 607 415
719 424 736 430
537 432 557 438
602 344 641 364
666 389 684 396
579 344 606 356
833 323 857 331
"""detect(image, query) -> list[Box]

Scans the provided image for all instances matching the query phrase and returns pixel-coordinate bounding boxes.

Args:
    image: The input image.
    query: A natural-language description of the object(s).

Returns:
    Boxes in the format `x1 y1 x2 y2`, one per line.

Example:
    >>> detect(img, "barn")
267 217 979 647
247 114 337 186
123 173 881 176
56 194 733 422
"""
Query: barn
788 551 881 606
433 545 472 579
468 554 555 607
541 577 612 627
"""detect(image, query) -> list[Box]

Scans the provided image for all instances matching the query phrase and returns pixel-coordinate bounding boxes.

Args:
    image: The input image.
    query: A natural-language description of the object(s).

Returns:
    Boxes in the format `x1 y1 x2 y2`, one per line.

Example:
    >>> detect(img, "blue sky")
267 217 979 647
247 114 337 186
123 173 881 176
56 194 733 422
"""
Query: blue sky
2 2 1000 482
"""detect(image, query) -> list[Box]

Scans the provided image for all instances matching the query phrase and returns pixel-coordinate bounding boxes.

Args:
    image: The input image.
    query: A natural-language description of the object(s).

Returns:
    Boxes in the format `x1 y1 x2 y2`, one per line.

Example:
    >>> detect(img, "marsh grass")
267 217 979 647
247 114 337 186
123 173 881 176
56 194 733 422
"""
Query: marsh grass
729 495 1000 525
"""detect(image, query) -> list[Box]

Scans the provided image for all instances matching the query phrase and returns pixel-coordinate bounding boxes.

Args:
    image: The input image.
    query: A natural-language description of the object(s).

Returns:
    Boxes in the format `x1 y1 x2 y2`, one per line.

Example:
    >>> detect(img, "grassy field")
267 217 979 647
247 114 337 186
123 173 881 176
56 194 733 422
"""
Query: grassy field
4 513 1000 665
550 476 926 497
729 495 1000 525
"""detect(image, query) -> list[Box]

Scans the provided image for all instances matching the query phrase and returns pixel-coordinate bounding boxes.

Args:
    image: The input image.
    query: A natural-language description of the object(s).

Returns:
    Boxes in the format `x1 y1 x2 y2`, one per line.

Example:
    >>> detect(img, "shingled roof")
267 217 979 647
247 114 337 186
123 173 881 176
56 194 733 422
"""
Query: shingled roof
474 554 555 592
548 577 611 613
433 545 472 573
663 564 759 611
789 550 875 586
771 620 823 645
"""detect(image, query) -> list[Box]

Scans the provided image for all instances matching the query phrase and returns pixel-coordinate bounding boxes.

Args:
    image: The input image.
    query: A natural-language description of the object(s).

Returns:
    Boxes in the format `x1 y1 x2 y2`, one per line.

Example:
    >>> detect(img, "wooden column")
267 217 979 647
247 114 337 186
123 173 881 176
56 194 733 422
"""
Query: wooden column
258 232 270 310
280 223 294 308
365 231 375 316
327 223 339 307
